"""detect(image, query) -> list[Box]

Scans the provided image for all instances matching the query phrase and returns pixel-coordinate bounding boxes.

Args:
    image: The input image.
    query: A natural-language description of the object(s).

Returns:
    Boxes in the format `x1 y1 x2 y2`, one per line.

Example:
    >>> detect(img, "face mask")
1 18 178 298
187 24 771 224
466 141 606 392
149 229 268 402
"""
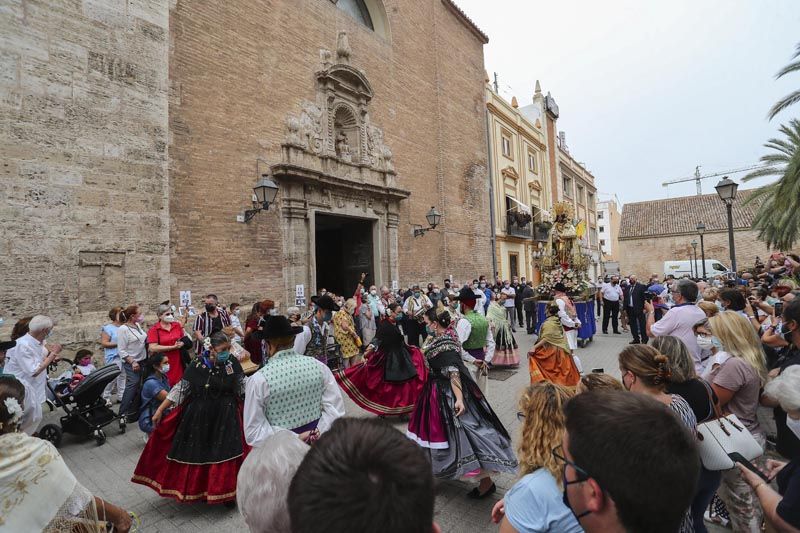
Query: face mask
205 304 216 312
161 363 171 374
79 358 91 366
562 475 592 521
163 314 176 323
711 336 723 350
444 283 451 288
425 325 435 336
504 284 510 288
472 284 479 290
784 324 795 344
787 416 800 440
269 309 279 316
396 312 404 320
216 350 231 363
433 289 440 294
479 282 486 288
767 296 780 306
370 289 377 296
321 290 327 296
612 281 618 285
696 335 714 350
414 291 421 298
233 309 241 316
135 315 145 324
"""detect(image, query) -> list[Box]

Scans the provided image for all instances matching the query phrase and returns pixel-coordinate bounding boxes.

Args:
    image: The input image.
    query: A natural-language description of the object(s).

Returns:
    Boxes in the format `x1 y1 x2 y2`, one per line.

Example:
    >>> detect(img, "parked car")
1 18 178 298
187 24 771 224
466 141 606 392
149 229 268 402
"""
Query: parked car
663 259 728 279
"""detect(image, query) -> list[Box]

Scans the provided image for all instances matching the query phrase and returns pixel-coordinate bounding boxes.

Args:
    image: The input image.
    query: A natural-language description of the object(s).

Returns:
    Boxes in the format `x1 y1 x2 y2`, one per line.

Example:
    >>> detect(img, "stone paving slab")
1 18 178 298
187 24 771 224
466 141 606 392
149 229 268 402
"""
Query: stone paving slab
51 321 728 532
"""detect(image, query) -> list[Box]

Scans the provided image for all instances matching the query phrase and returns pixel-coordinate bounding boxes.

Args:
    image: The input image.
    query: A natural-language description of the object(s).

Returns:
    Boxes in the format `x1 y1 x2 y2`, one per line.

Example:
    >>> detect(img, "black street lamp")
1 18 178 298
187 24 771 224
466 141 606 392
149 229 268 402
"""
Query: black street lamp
696 222 707 280
691 240 698 280
244 174 280 222
414 206 443 237
715 177 739 273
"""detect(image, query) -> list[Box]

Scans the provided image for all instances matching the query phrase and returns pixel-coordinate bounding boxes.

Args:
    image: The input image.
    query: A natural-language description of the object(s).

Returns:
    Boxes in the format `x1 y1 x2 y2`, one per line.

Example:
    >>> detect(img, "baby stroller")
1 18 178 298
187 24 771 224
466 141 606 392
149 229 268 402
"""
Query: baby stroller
39 363 124 447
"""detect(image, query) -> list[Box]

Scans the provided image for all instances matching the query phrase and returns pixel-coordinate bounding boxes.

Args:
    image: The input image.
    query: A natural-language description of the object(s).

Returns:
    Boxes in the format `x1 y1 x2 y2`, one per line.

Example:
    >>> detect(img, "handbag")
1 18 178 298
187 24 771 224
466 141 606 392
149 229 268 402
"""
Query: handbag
695 379 763 470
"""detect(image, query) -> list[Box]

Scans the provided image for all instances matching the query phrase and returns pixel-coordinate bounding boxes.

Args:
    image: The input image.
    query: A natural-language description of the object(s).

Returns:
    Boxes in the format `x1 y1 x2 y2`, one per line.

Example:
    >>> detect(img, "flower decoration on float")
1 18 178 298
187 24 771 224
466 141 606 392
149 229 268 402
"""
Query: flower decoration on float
4 397 23 425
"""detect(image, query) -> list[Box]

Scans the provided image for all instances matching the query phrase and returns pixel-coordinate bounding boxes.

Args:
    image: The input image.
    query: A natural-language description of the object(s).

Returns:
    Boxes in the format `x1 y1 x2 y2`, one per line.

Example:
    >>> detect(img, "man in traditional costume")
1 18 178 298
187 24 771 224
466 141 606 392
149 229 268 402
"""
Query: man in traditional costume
294 294 339 364
402 284 433 347
244 315 345 448
452 287 495 392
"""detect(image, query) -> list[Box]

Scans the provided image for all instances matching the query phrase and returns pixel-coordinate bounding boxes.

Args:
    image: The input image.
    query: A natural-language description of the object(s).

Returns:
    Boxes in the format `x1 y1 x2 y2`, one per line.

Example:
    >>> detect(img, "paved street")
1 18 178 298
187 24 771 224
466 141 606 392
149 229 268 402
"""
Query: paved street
50 323 721 533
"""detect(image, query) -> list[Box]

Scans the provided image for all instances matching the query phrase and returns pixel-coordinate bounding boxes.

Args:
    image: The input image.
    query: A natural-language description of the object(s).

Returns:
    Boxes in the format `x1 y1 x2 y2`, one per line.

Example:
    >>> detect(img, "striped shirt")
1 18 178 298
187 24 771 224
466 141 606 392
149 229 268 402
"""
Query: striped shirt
192 308 231 353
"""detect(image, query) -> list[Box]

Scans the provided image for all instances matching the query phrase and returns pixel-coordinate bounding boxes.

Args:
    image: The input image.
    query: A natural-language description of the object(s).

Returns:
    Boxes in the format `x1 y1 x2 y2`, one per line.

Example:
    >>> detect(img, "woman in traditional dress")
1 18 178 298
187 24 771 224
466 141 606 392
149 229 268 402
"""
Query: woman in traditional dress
335 321 427 417
132 331 248 506
407 309 517 499
486 293 520 367
528 304 580 386
333 298 361 368
0 376 138 532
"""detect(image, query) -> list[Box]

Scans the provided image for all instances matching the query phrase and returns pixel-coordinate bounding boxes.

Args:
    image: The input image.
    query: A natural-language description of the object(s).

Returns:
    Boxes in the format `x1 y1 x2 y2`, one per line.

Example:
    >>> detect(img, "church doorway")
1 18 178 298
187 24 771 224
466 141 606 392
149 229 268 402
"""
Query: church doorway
314 214 375 296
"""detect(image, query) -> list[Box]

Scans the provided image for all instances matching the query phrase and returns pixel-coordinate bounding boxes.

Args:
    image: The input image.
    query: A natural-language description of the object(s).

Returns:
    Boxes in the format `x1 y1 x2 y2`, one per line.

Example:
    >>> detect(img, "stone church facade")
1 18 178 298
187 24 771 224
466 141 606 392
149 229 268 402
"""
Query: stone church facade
1 0 492 346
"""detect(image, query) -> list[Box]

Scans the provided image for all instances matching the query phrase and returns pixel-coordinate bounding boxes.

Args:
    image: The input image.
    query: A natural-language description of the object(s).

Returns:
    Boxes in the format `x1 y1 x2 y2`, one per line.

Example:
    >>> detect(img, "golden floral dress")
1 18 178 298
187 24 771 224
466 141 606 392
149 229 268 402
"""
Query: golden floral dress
333 310 359 359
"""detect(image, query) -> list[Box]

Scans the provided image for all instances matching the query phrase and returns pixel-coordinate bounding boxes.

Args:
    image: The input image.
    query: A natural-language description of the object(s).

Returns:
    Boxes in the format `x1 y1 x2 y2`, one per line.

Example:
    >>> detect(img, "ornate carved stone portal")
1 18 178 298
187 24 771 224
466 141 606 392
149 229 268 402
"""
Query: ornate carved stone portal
272 32 409 304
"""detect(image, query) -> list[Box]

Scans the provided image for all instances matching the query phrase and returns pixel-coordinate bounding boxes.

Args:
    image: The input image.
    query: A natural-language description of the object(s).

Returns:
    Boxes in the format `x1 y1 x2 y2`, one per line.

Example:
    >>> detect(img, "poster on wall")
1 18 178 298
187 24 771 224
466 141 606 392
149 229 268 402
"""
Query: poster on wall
391 280 398 291
179 290 192 307
295 284 306 307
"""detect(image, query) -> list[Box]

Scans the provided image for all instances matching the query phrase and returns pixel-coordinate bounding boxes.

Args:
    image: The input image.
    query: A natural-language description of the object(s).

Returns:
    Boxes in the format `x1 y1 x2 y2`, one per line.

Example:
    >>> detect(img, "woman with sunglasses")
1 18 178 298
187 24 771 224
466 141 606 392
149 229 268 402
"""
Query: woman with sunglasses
491 382 581 532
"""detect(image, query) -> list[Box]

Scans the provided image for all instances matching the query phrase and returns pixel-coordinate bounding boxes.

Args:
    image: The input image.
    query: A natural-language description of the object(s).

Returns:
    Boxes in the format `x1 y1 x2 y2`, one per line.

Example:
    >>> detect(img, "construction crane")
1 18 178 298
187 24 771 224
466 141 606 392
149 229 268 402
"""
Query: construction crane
661 163 776 195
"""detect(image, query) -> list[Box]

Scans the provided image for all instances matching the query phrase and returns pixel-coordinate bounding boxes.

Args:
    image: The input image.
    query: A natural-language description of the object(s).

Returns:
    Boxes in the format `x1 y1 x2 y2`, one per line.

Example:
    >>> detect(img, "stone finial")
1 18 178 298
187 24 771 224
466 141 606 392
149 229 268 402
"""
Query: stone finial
534 80 542 96
484 70 490 83
336 31 351 64
511 96 519 108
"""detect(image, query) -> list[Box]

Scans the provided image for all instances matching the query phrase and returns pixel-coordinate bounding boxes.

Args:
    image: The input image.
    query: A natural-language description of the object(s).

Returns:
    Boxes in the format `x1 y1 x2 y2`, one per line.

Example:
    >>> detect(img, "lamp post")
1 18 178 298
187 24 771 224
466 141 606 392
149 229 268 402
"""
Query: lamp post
413 206 442 237
691 240 698 280
715 177 739 273
243 174 280 222
696 222 707 280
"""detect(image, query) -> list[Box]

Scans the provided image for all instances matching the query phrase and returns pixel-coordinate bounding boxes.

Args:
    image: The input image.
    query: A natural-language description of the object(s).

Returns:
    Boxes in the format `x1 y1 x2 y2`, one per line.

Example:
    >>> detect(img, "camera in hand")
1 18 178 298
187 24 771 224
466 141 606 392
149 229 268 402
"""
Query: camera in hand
643 292 654 302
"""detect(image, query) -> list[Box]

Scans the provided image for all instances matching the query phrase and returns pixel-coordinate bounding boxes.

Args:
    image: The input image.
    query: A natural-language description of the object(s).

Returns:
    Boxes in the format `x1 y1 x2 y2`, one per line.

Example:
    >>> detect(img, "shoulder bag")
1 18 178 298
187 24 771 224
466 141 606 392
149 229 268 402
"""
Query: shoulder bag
695 379 763 470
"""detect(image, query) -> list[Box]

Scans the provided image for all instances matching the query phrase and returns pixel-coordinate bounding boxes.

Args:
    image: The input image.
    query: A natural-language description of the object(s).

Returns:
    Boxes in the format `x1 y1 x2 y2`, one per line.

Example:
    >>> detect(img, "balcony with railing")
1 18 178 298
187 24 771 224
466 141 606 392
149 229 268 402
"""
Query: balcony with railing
506 210 533 238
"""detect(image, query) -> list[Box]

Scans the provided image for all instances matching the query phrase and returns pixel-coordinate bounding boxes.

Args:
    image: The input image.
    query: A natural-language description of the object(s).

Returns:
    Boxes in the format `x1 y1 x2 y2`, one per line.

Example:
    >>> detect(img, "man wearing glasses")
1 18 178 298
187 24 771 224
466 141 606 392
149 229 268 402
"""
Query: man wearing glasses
553 390 700 533
644 278 706 371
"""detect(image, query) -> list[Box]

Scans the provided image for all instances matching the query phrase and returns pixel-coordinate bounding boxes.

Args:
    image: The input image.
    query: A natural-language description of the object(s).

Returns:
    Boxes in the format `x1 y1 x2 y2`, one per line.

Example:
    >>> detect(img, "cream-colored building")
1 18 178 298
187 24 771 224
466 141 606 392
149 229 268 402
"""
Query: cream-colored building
597 196 621 262
486 84 551 282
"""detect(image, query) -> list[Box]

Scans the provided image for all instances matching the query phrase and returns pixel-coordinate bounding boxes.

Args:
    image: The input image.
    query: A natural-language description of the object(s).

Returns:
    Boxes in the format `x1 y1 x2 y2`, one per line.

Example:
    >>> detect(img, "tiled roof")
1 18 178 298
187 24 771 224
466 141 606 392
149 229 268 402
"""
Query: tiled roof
619 189 762 239
441 0 489 44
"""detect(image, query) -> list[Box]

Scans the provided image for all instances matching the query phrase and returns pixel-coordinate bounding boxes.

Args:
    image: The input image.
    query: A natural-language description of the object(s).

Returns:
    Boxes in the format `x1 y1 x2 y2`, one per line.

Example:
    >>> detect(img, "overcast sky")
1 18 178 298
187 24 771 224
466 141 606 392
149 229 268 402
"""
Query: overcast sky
456 0 800 205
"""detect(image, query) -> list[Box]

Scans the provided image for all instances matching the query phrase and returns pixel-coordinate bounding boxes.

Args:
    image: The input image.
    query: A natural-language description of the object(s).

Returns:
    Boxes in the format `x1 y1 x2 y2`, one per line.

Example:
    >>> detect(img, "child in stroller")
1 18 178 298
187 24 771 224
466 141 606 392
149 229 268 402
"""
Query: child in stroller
40 357 124 447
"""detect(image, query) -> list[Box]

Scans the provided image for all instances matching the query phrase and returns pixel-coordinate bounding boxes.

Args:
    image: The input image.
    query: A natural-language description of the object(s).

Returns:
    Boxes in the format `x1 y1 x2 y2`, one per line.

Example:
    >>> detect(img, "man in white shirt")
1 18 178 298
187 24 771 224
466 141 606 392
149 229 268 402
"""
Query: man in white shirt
294 295 338 362
245 315 345 448
4 315 62 434
452 287 495 393
500 280 517 331
402 285 432 346
645 278 707 371
600 276 624 335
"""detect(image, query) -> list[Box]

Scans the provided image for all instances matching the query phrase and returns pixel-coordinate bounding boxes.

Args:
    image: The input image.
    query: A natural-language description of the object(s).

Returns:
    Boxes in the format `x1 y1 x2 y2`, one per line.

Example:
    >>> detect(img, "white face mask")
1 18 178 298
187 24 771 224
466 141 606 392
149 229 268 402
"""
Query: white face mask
163 315 176 323
161 363 171 374
696 335 714 350
787 416 800 440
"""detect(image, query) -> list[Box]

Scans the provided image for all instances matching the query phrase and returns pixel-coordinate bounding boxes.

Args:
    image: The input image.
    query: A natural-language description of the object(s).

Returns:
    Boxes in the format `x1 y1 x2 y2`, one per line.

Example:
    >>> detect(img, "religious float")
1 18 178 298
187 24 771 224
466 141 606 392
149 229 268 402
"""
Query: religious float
532 201 597 347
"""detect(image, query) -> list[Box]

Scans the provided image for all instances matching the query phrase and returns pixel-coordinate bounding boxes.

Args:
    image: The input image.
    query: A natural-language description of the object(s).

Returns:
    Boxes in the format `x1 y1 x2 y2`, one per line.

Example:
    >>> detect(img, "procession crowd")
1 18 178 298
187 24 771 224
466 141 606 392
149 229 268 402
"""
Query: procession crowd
1 253 800 532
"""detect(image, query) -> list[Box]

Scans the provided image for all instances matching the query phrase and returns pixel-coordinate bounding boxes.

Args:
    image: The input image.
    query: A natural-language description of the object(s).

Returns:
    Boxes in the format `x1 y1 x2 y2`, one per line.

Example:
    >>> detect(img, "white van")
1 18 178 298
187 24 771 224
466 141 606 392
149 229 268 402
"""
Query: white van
663 259 729 279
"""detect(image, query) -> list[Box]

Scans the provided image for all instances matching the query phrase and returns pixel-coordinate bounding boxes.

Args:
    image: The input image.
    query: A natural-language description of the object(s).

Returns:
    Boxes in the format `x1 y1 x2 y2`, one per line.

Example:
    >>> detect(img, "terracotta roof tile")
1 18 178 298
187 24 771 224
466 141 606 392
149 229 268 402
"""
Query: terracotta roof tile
619 189 762 239
441 0 489 44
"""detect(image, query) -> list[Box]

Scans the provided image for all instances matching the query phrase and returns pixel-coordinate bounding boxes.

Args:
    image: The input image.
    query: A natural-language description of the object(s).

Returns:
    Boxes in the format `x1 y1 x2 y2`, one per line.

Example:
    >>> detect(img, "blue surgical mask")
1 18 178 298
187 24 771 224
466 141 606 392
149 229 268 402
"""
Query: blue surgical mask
425 325 434 336
414 291 421 298
216 350 231 363
711 336 723 350
396 312 404 320
161 363 171 374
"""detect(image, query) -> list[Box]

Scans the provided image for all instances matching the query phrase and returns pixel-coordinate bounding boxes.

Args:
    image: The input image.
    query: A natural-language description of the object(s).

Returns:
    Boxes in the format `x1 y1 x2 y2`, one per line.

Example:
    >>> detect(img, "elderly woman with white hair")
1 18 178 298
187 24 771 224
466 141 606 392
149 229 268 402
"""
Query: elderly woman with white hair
237 429 309 532
3 315 62 434
738 366 800 532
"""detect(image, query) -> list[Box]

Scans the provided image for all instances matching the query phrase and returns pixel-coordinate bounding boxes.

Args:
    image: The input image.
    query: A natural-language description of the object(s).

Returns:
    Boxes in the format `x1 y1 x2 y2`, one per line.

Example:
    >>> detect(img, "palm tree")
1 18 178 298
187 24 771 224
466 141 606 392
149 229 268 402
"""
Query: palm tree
743 119 800 249
768 42 800 119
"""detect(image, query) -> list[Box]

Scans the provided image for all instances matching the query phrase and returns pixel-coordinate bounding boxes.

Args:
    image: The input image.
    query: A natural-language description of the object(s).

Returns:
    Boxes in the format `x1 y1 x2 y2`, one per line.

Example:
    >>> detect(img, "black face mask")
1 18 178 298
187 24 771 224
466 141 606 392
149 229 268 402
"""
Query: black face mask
445 283 451 288
562 479 592 520
205 304 216 313
612 281 618 285
784 323 795 344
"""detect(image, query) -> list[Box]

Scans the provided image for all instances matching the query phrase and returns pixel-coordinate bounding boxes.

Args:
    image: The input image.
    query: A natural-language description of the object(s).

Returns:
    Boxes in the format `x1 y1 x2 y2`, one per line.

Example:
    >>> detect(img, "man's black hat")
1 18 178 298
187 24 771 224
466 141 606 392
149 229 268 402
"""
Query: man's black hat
0 340 15 352
311 294 340 311
452 286 478 301
257 315 304 340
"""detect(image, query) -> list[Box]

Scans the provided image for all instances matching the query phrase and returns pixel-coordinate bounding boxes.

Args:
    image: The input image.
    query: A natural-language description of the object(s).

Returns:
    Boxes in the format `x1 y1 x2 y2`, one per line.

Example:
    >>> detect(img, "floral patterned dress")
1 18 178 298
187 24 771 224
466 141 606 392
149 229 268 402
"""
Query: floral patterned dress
333 310 359 359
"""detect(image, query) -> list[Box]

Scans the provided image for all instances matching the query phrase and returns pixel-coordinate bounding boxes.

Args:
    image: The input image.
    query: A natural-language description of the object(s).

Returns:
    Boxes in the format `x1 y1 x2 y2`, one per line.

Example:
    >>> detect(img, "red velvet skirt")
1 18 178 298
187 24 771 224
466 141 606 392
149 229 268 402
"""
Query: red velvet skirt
334 346 428 416
131 403 249 504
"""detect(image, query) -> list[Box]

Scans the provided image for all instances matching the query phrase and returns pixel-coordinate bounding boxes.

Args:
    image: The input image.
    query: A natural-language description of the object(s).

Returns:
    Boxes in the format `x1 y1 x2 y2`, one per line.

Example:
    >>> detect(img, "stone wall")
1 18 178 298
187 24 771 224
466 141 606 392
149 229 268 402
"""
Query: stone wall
168 0 491 307
0 0 170 348
618 229 771 278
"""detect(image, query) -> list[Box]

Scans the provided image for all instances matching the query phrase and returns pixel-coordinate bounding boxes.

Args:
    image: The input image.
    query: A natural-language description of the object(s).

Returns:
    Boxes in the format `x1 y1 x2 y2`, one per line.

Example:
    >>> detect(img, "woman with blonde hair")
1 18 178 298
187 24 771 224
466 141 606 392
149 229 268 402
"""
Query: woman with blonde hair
707 311 768 532
697 300 719 318
490 382 581 532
